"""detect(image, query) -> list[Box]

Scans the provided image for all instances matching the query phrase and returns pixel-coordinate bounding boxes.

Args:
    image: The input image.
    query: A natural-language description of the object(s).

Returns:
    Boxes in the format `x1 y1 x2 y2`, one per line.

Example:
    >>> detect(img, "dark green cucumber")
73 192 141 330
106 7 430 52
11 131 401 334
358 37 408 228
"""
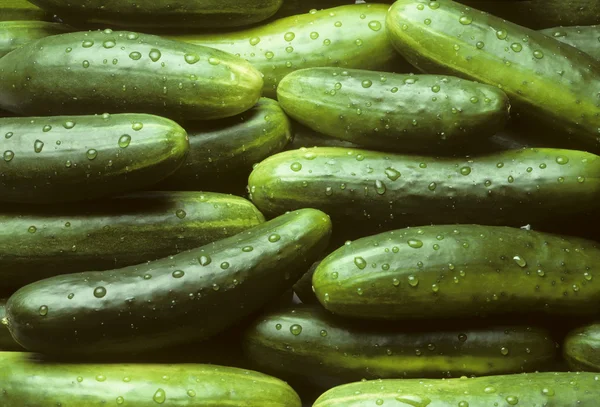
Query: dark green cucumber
0 191 265 292
541 25 600 60
313 224 600 320
244 305 556 383
0 21 71 57
313 372 599 407
26 0 283 29
0 114 189 204
248 147 600 228
293 260 321 304
169 4 408 99
0 300 21 351
278 68 510 153
157 98 292 194
386 0 600 152
564 323 600 371
0 0 52 21
4 208 331 355
0 30 263 120
0 352 301 407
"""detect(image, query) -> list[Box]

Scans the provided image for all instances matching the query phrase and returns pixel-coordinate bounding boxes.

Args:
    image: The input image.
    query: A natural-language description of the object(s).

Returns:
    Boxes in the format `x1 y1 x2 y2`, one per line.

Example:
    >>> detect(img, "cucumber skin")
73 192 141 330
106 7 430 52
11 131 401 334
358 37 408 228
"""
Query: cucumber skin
244 305 557 382
386 0 600 152
0 352 301 407
313 372 599 407
564 323 600 371
277 68 510 153
0 113 189 204
0 30 263 120
158 98 292 193
0 301 21 351
5 209 332 355
0 21 72 57
248 147 600 228
313 224 600 320
540 25 600 61
169 4 407 99
0 191 265 293
0 0 52 21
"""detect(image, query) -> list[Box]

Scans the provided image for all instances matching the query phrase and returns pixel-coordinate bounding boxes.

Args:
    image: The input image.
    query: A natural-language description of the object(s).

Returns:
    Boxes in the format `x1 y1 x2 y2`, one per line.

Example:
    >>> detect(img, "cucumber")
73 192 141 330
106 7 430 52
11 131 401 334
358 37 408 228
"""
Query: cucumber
244 305 557 383
248 147 600 228
0 352 301 407
169 4 408 99
0 300 21 351
287 123 360 150
540 25 600 61
313 224 600 321
4 208 331 355
277 68 510 153
386 0 600 152
0 30 263 120
313 372 599 407
0 0 52 21
26 0 283 29
157 98 292 194
0 21 72 58
564 323 600 371
293 261 321 304
271 0 350 19
0 114 189 204
0 191 265 293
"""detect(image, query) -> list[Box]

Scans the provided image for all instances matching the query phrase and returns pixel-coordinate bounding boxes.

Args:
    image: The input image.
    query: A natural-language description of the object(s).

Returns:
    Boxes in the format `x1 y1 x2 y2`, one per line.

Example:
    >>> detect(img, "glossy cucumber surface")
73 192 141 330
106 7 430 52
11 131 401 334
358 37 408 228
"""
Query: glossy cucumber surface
0 301 21 351
564 323 600 372
540 25 600 60
0 21 71 57
0 0 52 21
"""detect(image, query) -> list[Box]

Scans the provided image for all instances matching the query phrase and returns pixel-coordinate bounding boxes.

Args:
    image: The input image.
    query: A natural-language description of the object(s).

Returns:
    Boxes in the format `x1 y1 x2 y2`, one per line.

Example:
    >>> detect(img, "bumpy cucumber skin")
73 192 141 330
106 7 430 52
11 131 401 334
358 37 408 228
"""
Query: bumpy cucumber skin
313 372 599 407
386 0 600 152
170 4 407 99
564 323 600 371
158 98 292 193
277 68 510 153
248 147 600 227
0 191 265 292
313 224 600 320
0 114 189 204
0 0 52 21
0 352 301 407
0 21 72 57
244 305 556 382
5 209 331 355
540 25 600 61
0 301 21 351
0 30 263 120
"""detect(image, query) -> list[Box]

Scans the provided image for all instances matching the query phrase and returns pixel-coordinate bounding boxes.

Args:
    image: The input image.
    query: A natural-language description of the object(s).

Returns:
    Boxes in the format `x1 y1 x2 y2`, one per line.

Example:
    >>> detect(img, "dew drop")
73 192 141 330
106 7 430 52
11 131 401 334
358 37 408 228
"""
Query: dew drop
94 286 107 298
290 162 302 172
354 257 367 270
513 256 527 267
368 21 382 31
129 51 142 60
199 255 212 266
118 134 131 148
86 149 98 160
175 209 186 219
184 53 200 64
459 15 473 25
149 49 161 62
362 80 373 88
290 324 303 336
153 388 166 404
268 234 281 243
172 270 185 278
408 275 419 287
39 305 48 316
408 239 423 249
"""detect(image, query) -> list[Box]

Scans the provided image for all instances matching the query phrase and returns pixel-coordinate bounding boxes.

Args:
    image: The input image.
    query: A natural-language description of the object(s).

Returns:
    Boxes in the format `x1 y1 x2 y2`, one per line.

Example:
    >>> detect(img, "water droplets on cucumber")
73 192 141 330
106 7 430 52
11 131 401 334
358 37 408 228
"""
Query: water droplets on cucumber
153 388 166 404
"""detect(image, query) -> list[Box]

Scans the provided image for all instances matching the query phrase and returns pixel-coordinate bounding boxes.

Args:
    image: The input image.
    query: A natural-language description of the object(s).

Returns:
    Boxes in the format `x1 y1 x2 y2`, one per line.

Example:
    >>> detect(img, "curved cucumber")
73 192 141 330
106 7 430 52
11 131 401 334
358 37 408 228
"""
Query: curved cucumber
248 147 600 227
313 224 600 320
386 0 600 152
244 305 556 382
540 25 600 60
0 21 71 57
169 4 407 99
4 209 331 355
313 372 599 407
0 300 21 351
0 114 189 204
0 191 265 292
158 98 292 193
564 323 600 371
0 0 52 21
278 68 510 153
0 30 263 120
0 352 301 407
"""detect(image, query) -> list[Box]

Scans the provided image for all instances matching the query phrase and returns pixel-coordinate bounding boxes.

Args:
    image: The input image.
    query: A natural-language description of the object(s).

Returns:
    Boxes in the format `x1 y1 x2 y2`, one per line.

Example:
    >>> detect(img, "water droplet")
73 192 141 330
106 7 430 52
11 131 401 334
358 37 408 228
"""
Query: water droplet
376 400 384 406
533 50 544 59
187 390 196 397
458 333 468 342
408 275 419 287
290 162 302 172
354 257 367 270
42 125 52 132
63 120 75 129
39 305 48 316
116 396 124 405
290 324 303 336
268 234 281 243
118 134 131 148
4 132 13 139
476 41 485 49
334 21 342 27
542 388 555 396
86 149 98 160
265 51 274 59
385 167 401 181
129 51 142 60
220 262 230 270
501 347 509 356
242 246 254 252
310 32 319 40
175 209 186 219
511 43 523 52
460 166 472 176
459 15 473 25
513 256 527 267
362 80 373 88
375 180 387 195
584 272 593 281
408 239 423 249
496 30 508 40
96 375 106 382
184 53 199 64
506 396 519 405
94 286 107 298
68 293 74 299
132 122 143 131
28 225 37 233
458 402 469 407
199 255 212 266
149 49 161 62
3 150 14 162
153 388 166 404
171 270 185 279
82 40 94 48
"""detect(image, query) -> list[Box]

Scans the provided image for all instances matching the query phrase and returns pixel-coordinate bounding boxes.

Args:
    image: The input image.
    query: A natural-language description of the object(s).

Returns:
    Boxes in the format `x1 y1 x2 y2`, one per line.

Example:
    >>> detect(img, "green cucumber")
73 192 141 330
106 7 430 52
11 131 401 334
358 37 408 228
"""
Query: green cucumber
0 0 52 21
0 30 263 120
26 0 283 29
4 208 331 355
244 305 556 382
157 98 292 194
313 224 600 320
277 68 510 153
293 261 321 304
169 4 408 99
564 323 600 371
248 147 600 228
0 191 265 293
0 352 301 407
0 300 21 351
0 114 189 204
0 21 71 57
271 0 350 19
540 25 600 60
386 0 600 152
313 372 599 407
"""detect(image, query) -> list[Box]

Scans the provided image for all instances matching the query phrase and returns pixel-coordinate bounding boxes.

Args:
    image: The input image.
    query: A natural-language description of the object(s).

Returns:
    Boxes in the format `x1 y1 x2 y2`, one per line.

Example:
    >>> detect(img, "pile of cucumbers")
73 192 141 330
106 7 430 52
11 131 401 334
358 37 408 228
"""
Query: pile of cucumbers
1 0 600 405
